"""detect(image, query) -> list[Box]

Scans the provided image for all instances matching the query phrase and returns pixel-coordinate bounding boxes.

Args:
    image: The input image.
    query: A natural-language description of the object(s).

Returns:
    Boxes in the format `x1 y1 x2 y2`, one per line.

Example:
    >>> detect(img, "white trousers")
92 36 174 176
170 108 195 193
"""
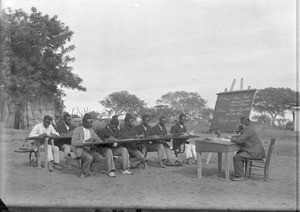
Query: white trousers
184 143 197 160
40 144 60 163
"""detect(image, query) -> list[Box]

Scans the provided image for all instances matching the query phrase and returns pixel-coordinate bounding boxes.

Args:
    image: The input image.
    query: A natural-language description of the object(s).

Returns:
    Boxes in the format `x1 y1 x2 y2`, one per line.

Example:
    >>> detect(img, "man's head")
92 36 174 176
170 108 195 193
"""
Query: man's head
43 115 52 128
63 112 72 126
109 115 119 129
239 116 251 129
159 116 166 127
53 112 61 124
179 113 187 125
141 114 150 127
124 113 134 127
82 113 93 129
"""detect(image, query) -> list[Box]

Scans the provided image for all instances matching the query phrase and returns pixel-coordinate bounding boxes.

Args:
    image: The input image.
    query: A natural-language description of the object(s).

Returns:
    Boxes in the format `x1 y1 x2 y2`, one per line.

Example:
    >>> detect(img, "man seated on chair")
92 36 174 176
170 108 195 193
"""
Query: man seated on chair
135 114 167 168
56 112 76 169
229 116 266 181
119 113 146 169
71 113 102 178
152 116 182 167
29 115 63 171
171 113 197 165
96 115 133 177
51 112 62 131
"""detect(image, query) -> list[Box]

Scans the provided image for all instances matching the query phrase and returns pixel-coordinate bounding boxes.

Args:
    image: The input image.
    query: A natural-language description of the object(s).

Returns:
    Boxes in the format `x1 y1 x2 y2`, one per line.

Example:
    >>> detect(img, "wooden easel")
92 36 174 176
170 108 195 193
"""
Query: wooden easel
206 78 250 164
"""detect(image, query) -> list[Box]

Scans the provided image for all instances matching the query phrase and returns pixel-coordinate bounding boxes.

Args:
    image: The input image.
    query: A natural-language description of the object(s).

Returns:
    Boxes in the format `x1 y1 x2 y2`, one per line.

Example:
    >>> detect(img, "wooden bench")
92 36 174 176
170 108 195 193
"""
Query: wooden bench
14 145 38 167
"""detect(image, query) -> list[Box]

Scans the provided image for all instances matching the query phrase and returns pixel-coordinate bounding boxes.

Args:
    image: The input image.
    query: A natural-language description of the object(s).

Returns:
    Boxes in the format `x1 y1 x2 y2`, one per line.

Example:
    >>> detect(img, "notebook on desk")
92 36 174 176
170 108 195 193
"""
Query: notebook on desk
203 137 233 144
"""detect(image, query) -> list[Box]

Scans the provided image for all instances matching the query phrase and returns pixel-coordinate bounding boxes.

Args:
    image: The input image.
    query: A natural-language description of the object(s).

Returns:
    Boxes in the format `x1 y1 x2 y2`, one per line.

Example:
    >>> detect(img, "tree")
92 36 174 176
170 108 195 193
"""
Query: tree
154 104 177 122
252 114 272 125
156 91 208 123
89 111 105 121
0 7 86 106
253 87 297 126
99 91 147 117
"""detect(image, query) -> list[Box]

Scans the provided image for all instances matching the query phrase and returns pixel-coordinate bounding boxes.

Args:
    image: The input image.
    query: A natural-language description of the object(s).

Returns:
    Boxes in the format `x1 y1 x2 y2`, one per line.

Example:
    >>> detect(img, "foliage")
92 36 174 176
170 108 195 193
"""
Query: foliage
285 121 294 131
54 94 65 114
253 87 297 126
99 91 147 117
252 114 272 125
0 7 86 105
154 104 178 123
156 91 209 123
89 111 105 121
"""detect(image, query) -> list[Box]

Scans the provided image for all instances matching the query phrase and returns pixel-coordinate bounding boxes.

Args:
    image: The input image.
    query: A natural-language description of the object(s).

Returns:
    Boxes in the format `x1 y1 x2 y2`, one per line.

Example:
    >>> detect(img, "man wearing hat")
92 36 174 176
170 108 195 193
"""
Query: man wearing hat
96 115 133 177
29 115 63 171
71 113 102 178
120 113 146 168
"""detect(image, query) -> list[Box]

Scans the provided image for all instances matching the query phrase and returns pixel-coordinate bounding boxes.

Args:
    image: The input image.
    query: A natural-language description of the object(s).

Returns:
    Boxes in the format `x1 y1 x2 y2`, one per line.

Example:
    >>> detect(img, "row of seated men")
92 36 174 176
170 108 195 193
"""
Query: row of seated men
28 112 197 178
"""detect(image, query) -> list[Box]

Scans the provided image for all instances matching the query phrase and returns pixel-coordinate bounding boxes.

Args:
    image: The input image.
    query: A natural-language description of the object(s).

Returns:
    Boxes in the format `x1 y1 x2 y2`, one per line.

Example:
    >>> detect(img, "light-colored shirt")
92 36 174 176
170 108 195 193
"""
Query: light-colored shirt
29 123 60 137
64 123 69 131
83 127 90 142
158 124 163 131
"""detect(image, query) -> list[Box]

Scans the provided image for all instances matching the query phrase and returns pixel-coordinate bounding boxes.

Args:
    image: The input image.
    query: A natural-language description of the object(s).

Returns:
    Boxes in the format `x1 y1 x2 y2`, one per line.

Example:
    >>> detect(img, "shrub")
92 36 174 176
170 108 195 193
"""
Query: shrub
285 121 294 131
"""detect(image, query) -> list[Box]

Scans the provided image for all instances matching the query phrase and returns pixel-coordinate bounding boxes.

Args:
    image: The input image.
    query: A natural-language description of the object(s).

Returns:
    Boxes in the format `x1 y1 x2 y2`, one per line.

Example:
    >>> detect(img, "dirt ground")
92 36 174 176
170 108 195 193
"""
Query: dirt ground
0 128 298 212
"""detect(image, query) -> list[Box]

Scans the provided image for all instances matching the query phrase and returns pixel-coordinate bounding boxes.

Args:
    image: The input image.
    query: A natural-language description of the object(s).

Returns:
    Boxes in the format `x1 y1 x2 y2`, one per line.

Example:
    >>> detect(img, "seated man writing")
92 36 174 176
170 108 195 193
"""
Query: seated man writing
135 114 167 168
96 115 133 178
71 113 102 178
55 112 76 169
152 116 182 167
229 116 266 181
171 113 197 165
29 115 63 171
119 113 146 169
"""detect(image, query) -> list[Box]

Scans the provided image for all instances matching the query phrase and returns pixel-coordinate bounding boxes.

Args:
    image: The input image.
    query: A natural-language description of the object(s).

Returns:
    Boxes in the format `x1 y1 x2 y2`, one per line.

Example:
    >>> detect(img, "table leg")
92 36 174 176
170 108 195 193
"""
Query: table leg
197 152 202 179
225 152 230 182
36 141 41 168
206 152 212 164
44 138 48 170
218 153 222 176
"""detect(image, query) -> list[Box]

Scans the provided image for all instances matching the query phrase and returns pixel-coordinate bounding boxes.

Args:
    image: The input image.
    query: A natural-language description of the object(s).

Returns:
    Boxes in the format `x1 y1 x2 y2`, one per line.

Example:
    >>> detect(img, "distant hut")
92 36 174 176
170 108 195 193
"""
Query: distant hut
1 95 57 130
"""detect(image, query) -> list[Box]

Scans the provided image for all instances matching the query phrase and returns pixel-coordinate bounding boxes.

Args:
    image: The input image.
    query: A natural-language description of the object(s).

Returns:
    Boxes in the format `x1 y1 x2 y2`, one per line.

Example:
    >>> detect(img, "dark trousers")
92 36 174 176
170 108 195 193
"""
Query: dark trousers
233 150 252 177
75 147 100 175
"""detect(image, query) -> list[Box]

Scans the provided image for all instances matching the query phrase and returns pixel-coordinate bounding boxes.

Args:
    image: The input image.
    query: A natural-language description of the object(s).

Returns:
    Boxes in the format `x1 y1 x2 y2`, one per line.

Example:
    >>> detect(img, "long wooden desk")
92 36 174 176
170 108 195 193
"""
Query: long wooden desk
195 138 239 182
26 134 199 170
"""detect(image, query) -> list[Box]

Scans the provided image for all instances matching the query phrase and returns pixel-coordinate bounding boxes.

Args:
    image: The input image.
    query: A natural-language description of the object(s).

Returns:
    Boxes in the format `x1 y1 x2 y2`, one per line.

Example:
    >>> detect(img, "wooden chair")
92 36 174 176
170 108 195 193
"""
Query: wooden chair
245 138 276 181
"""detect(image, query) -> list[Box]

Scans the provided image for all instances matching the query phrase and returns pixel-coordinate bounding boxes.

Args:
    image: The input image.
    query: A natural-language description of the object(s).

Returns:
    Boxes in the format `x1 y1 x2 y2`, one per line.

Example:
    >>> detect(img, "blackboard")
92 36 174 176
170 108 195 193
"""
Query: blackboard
209 89 257 132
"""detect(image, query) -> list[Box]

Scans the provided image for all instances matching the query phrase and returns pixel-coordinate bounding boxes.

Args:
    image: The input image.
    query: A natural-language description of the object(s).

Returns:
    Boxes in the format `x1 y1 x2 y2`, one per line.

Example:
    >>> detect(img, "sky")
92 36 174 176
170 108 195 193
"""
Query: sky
2 0 297 115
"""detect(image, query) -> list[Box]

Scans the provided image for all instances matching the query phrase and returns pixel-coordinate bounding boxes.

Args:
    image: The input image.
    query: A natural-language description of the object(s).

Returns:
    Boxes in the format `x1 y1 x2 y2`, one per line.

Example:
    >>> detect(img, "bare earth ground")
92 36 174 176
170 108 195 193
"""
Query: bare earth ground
0 128 298 212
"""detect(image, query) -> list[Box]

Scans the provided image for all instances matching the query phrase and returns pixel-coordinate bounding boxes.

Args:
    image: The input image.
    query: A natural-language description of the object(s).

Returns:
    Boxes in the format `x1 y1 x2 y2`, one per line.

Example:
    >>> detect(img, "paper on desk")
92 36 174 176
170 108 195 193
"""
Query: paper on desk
207 138 232 143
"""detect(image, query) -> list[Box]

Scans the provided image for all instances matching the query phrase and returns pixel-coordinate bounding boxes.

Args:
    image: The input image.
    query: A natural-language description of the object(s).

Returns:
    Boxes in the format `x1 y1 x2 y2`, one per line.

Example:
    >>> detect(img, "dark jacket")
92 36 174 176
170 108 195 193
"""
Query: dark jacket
231 126 266 159
56 122 76 135
152 124 171 145
135 123 153 137
97 125 121 148
171 122 188 149
120 123 138 149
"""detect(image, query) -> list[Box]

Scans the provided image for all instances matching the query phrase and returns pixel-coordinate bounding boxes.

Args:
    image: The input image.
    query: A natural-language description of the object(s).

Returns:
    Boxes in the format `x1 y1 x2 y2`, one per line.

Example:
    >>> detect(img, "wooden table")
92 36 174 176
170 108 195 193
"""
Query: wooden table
84 134 199 146
195 138 239 181
26 134 199 170
25 136 73 169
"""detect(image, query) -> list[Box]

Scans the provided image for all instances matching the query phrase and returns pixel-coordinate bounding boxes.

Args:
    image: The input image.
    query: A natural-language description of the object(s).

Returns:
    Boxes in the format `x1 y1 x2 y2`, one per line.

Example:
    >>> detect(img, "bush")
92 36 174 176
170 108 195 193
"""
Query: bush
285 121 294 131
